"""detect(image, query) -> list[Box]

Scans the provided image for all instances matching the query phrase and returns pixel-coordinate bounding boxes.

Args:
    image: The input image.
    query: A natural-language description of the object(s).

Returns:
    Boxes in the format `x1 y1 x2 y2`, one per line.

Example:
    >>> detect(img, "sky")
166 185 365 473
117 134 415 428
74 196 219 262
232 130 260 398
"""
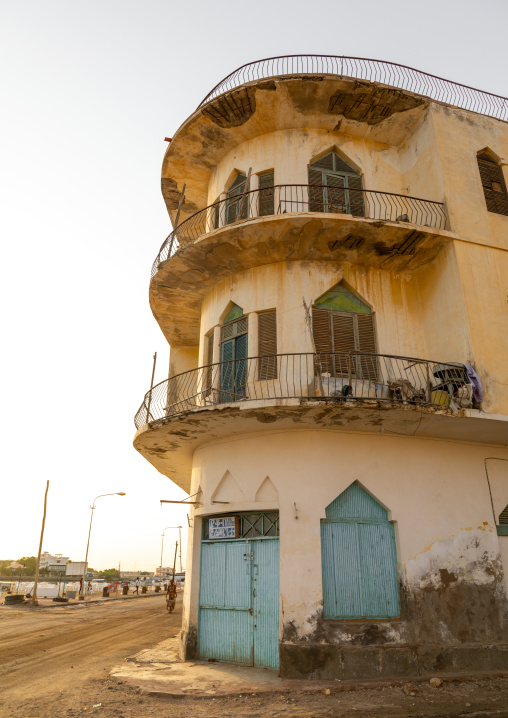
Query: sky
1 0 507 572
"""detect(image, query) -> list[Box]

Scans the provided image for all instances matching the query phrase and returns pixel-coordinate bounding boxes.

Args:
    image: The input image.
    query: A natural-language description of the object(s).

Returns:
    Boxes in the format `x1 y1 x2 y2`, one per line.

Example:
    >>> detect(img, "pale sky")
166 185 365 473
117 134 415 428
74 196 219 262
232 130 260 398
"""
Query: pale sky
1 0 507 571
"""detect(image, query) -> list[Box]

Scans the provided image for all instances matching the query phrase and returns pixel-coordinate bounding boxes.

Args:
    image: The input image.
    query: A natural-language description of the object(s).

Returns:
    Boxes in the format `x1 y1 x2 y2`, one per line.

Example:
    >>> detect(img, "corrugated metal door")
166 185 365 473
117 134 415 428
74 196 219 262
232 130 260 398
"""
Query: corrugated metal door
198 540 252 664
198 539 279 668
253 540 280 668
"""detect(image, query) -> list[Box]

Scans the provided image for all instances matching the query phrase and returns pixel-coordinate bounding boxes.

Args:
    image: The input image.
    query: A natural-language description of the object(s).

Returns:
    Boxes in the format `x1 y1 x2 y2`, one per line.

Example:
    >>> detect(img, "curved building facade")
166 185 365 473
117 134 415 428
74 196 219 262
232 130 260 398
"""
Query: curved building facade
134 57 508 679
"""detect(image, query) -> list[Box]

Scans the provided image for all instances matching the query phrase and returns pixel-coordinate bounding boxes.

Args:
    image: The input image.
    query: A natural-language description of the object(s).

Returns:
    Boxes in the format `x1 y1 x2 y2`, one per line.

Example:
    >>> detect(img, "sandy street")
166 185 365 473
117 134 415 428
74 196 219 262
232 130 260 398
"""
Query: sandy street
1 596 508 718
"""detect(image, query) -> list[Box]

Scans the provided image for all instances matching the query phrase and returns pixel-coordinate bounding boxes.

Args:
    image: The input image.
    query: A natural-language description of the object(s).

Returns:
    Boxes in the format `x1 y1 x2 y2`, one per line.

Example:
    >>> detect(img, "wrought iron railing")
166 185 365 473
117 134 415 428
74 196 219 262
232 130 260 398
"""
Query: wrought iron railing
152 185 446 275
134 352 469 428
198 55 508 121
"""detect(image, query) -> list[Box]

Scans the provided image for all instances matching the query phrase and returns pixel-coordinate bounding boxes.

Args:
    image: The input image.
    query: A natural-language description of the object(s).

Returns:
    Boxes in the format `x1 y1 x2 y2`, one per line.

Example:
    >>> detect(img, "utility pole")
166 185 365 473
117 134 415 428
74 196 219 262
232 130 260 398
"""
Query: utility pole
32 481 49 606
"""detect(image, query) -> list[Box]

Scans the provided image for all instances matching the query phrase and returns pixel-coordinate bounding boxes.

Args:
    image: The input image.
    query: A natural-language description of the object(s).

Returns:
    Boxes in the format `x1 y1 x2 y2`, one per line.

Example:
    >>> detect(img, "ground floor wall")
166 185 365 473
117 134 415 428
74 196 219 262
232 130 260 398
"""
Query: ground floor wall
180 429 508 678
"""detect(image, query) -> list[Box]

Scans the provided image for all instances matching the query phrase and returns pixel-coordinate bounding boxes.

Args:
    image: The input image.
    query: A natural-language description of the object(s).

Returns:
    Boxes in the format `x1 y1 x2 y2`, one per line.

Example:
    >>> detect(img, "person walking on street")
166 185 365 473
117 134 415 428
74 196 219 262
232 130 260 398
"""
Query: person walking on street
135 578 141 594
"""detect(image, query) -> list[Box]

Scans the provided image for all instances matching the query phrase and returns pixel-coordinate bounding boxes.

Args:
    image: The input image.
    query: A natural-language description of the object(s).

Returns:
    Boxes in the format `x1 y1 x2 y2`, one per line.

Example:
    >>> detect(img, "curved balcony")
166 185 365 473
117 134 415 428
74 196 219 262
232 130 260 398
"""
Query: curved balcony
134 352 469 429
152 185 447 276
198 54 508 121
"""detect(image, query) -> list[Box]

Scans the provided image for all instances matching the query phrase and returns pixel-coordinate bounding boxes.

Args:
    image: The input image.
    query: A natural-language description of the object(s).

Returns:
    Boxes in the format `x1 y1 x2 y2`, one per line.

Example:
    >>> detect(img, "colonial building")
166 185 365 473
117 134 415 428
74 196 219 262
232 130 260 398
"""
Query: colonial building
134 56 508 679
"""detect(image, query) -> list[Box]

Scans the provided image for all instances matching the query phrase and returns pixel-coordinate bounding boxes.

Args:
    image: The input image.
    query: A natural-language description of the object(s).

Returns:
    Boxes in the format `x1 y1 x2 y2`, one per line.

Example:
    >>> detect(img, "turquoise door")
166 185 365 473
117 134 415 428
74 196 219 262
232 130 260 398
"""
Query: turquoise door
220 333 247 402
198 538 279 668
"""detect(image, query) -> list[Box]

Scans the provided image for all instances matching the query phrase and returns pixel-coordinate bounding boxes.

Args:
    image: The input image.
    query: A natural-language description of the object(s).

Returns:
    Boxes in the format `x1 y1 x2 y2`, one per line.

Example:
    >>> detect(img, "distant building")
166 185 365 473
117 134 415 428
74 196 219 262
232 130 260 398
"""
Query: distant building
40 552 69 572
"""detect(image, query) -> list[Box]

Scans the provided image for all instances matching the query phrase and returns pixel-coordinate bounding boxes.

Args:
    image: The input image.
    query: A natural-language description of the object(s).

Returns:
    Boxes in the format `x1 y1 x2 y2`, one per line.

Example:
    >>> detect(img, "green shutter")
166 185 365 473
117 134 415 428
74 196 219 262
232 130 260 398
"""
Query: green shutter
226 174 248 224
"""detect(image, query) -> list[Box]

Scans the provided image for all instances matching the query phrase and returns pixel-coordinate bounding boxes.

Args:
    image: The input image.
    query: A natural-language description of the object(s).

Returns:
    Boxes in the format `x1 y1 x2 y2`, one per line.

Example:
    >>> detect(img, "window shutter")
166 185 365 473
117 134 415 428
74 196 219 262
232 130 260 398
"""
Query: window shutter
477 155 508 216
308 168 324 211
356 313 377 381
226 174 248 224
258 172 274 216
258 311 277 380
332 313 357 377
332 313 356 353
499 505 508 524
325 173 346 213
347 173 364 217
312 308 332 353
204 333 214 396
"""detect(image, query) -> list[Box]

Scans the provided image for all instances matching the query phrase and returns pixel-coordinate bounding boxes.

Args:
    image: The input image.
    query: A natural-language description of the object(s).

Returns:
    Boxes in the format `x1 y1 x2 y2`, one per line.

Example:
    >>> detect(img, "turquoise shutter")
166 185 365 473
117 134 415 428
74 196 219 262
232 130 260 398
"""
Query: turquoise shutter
358 522 399 618
235 333 248 397
220 338 235 401
321 482 400 620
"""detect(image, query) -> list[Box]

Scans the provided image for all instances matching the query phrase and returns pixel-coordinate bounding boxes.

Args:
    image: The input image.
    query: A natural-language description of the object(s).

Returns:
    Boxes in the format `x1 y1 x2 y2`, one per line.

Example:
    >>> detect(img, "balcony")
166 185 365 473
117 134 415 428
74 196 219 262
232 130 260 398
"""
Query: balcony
135 352 470 428
198 55 508 121
152 184 447 277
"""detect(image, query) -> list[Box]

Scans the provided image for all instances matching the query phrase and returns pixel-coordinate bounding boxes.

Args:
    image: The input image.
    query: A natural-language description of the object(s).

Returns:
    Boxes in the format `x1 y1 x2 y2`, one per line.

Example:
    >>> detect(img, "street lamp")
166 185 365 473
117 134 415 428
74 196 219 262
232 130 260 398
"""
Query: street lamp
79 492 126 600
159 526 182 584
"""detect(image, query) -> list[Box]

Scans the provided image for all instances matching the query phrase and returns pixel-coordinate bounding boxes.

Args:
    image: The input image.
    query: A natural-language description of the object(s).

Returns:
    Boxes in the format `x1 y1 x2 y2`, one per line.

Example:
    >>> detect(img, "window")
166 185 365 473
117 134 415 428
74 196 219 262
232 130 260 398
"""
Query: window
477 152 508 216
203 332 215 397
203 512 279 540
498 504 508 536
220 305 248 401
258 171 275 216
312 283 377 380
226 174 248 224
308 152 364 217
321 482 400 620
258 310 277 380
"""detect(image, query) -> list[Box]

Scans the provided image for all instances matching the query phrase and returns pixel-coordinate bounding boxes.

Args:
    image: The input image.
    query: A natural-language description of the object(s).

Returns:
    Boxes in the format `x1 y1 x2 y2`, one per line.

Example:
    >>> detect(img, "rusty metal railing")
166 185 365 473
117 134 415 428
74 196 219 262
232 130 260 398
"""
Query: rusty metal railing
152 185 446 276
198 55 508 121
134 352 469 428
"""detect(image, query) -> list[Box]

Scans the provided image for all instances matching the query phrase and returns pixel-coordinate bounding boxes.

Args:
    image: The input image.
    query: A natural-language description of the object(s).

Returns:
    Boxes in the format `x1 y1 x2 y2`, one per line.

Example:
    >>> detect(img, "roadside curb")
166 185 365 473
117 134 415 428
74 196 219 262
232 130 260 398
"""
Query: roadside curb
2 592 168 609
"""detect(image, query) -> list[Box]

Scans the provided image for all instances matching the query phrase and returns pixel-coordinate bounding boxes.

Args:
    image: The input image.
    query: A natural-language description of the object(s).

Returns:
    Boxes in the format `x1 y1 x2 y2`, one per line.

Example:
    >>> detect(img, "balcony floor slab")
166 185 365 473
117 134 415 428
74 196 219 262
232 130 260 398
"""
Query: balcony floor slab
133 400 508 493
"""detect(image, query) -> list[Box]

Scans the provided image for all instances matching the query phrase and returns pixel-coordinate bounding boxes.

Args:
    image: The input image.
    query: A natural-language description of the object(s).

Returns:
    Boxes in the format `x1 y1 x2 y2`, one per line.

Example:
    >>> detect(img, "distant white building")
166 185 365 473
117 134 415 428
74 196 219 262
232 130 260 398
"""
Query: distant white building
40 552 69 572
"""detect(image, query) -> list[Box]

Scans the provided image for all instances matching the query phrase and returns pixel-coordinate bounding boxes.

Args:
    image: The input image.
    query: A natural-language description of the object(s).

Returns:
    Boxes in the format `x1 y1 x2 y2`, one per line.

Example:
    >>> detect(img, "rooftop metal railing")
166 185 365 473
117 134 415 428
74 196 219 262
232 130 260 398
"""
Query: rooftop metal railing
134 352 469 428
152 184 446 276
198 55 508 121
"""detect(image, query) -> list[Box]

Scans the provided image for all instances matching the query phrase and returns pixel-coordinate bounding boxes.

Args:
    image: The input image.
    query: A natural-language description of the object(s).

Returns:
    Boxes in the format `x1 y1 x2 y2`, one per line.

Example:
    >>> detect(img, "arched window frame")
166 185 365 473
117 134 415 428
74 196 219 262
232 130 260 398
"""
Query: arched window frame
477 151 508 216
308 152 364 217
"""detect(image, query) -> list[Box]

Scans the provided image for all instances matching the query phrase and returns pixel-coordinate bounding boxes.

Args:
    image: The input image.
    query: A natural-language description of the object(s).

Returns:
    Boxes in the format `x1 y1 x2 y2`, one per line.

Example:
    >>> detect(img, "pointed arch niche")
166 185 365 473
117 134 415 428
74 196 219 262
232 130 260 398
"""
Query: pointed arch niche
211 470 245 504
312 281 377 380
476 149 508 216
255 476 279 504
308 150 364 217
321 481 400 620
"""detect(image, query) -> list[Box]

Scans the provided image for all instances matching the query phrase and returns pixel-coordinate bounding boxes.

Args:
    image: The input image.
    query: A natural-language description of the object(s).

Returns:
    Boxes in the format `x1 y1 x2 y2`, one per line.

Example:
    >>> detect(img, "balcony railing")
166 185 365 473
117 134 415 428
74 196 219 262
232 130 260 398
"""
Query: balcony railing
134 352 470 429
198 55 508 121
152 185 447 276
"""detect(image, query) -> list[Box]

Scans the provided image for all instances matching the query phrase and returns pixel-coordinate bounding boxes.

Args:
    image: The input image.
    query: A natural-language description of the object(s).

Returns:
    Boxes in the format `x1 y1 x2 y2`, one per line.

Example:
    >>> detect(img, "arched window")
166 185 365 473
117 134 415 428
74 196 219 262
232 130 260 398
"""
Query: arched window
321 482 400 620
220 304 248 401
308 152 364 216
312 282 377 380
226 173 248 224
477 152 508 216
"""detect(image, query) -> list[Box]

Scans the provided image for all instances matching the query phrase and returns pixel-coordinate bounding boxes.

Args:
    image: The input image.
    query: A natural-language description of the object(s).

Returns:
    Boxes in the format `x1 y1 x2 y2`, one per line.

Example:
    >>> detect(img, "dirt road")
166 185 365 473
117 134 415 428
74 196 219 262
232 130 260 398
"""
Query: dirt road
1 597 508 718
0 595 177 717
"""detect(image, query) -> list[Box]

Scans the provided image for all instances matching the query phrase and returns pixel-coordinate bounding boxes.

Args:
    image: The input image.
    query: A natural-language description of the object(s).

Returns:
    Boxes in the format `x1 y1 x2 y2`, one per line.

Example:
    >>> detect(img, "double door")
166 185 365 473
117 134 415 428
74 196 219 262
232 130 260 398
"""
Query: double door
198 538 280 668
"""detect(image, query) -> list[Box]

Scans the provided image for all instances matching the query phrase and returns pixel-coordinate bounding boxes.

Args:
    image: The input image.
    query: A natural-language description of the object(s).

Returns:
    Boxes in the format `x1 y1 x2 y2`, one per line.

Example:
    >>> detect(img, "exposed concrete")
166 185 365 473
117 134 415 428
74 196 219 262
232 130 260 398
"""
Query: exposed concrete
162 75 435 224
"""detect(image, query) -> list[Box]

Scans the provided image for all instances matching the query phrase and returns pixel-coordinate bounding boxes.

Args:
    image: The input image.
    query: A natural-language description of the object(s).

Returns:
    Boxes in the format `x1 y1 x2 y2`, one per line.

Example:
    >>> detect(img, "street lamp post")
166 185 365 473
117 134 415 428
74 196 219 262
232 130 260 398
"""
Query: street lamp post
159 526 182 585
79 492 126 600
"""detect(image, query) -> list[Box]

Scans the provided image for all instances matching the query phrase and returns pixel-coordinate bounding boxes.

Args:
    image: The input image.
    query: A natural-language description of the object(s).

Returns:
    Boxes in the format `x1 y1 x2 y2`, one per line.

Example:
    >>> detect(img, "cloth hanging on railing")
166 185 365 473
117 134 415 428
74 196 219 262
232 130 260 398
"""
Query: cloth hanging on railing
465 364 483 403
